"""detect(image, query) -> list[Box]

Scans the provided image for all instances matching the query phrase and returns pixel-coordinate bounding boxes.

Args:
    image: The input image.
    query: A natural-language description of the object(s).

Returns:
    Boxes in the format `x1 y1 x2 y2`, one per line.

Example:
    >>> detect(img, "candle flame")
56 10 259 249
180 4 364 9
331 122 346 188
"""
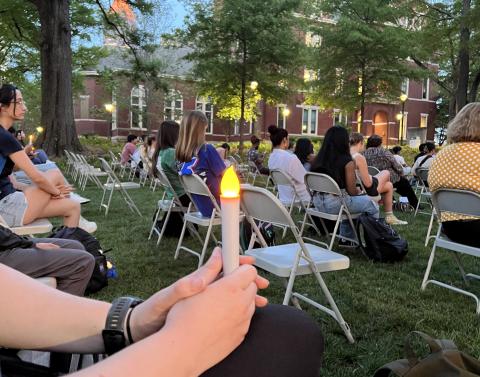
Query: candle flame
220 166 240 198
29 135 33 143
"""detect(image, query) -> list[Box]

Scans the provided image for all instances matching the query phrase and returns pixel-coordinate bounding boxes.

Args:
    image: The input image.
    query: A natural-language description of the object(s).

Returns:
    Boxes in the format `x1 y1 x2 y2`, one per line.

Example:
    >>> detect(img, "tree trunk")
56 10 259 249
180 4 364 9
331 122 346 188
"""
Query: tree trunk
455 0 471 112
31 0 81 156
238 39 247 153
469 68 480 103
359 68 366 134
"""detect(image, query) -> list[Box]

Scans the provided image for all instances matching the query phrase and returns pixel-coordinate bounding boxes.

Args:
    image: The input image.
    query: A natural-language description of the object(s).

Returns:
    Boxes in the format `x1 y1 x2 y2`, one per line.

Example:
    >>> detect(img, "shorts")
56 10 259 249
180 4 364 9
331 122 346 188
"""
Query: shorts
0 191 28 227
364 176 379 197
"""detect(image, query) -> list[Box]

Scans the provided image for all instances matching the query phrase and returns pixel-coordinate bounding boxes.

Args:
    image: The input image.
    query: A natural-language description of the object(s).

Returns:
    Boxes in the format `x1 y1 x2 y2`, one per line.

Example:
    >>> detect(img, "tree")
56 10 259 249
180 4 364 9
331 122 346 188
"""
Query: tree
171 0 306 150
307 0 422 130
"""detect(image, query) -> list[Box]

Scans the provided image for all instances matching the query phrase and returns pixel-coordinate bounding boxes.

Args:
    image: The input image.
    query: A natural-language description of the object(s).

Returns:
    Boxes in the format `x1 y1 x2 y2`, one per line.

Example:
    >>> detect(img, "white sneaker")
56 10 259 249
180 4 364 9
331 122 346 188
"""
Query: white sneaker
385 215 408 226
79 216 97 233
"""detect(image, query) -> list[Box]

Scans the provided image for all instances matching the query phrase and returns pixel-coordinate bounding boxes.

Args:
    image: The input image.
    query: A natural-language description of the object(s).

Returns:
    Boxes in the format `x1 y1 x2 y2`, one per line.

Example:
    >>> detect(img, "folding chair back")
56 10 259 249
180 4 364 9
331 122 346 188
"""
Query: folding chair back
179 174 221 213
432 189 480 218
416 168 430 187
305 172 342 196
368 166 380 176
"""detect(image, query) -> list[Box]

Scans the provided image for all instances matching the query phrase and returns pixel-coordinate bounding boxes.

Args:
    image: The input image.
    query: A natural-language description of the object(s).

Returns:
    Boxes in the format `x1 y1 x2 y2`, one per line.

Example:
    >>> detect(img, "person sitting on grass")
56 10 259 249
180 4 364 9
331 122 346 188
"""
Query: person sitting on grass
363 134 419 209
176 111 226 217
0 84 84 230
0 224 94 296
349 133 407 225
429 102 480 248
0 249 324 377
310 126 379 245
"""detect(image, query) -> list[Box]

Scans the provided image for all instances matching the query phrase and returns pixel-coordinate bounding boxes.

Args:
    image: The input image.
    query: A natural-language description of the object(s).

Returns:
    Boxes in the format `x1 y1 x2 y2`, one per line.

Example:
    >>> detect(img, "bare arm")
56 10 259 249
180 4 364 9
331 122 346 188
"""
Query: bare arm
9 150 60 196
354 154 373 188
345 161 359 196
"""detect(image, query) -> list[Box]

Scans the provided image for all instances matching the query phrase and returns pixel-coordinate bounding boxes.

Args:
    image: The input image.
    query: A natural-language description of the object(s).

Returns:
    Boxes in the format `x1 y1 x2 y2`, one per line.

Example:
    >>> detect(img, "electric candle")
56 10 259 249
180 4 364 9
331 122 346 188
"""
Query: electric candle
220 166 240 275
29 135 33 144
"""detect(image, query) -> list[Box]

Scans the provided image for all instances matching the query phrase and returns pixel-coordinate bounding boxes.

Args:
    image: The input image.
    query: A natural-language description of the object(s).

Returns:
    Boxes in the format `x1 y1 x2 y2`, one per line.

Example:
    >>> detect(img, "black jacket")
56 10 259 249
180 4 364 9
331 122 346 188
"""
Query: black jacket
0 225 34 252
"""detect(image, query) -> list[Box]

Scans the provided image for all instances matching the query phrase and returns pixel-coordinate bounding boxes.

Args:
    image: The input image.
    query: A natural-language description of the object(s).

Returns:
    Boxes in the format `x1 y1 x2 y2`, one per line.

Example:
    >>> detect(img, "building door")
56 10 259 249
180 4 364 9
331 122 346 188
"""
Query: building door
373 111 389 145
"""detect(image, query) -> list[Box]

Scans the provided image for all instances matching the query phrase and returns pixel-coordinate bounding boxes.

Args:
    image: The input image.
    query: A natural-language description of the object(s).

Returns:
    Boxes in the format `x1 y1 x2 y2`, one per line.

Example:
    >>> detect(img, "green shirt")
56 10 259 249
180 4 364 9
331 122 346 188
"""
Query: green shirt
157 148 185 199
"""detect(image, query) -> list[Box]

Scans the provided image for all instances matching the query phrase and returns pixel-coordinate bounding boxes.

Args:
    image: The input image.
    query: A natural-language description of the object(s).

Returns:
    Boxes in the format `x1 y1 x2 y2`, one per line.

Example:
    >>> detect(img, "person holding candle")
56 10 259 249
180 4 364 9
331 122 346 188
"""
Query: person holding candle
13 128 49 164
0 84 82 229
0 248 324 377
177 111 226 217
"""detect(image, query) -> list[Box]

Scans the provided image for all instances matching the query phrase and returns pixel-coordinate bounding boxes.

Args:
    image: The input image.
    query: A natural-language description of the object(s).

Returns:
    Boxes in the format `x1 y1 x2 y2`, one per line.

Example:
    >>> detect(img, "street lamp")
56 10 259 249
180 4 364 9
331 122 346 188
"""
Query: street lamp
282 107 291 117
399 93 408 145
105 103 115 139
250 81 258 91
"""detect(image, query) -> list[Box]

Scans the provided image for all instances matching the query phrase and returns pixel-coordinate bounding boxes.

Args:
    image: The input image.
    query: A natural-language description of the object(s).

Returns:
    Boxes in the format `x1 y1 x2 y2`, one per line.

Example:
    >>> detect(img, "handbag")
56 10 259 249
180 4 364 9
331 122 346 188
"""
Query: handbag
374 331 480 377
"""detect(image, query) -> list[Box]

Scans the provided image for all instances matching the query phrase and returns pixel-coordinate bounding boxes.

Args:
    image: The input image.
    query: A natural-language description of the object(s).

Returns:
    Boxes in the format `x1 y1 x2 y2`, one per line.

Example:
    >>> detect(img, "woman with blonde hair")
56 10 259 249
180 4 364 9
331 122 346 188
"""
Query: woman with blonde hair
177 111 226 217
429 102 480 247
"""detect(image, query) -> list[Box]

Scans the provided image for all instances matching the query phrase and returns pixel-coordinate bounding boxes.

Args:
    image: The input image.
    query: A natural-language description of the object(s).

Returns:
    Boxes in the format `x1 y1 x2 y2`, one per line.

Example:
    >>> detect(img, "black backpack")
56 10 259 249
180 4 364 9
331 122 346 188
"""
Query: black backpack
357 214 408 263
240 219 276 251
50 227 109 294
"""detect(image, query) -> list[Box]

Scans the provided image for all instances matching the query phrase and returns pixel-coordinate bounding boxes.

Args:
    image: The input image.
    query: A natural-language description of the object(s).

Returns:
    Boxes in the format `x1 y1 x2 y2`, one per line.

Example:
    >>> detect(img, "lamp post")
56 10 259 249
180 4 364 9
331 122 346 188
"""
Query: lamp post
281 107 291 130
105 103 115 140
399 93 408 145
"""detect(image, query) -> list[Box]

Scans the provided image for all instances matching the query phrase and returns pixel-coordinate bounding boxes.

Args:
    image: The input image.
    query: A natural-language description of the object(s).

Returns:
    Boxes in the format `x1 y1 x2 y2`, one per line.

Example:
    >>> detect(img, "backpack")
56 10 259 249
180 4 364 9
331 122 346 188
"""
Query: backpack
357 214 408 262
374 331 480 377
50 227 110 294
240 219 276 251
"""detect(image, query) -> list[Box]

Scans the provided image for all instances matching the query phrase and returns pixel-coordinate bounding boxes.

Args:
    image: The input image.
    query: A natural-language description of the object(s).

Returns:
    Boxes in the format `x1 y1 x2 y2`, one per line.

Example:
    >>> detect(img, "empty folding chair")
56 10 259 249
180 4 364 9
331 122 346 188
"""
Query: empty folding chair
300 172 360 250
108 150 122 172
241 185 354 343
174 174 224 268
415 167 432 216
421 189 480 314
98 158 142 217
77 155 106 190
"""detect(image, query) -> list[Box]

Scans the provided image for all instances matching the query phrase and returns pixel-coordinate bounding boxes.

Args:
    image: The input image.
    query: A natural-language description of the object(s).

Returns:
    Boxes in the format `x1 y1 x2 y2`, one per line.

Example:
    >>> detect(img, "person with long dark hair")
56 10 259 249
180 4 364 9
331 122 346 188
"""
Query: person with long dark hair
294 138 315 171
310 126 379 242
267 125 310 204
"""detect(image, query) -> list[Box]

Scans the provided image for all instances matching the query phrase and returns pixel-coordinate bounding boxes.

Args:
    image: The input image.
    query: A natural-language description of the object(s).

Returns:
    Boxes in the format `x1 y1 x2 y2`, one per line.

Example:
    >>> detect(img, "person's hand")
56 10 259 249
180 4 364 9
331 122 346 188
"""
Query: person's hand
162 263 259 375
35 243 61 250
129 248 268 343
56 184 74 195
24 144 34 155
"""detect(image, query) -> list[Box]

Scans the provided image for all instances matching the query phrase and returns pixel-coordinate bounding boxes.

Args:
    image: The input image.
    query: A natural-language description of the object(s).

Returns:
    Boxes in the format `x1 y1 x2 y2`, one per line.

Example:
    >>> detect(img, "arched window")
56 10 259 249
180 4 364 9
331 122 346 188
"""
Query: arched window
130 85 147 129
164 90 183 122
195 96 214 134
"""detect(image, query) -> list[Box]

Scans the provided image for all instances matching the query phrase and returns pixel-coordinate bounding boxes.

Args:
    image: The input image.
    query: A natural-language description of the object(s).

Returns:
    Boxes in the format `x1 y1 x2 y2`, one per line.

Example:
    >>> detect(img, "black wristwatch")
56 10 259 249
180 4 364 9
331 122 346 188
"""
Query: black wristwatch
102 296 143 355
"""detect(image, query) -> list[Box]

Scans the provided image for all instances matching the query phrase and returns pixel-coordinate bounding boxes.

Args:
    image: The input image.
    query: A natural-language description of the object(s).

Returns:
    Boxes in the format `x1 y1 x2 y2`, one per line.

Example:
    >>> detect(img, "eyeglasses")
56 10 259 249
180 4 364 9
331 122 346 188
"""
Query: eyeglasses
11 100 26 106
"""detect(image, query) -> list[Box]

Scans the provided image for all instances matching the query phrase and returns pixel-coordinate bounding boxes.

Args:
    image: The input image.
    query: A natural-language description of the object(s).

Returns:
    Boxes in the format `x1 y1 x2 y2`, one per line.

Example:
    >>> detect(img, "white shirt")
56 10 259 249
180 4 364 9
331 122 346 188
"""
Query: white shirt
393 154 406 166
268 149 311 204
412 154 434 175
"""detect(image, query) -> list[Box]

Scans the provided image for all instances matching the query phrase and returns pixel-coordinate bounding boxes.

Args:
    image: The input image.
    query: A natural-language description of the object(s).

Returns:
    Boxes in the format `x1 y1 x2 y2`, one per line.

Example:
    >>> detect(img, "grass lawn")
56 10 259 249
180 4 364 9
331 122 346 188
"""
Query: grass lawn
73 169 480 377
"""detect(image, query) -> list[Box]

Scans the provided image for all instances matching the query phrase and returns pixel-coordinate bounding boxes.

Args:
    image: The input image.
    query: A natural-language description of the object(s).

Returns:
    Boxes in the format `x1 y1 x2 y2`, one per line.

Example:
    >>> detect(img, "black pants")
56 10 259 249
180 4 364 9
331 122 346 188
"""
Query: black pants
442 220 480 247
393 177 418 208
202 304 324 377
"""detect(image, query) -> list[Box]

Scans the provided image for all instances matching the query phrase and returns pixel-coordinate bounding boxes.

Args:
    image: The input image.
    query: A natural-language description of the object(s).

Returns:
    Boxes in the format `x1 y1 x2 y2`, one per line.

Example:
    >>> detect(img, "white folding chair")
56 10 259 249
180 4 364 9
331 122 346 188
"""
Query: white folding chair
77 155 107 190
300 172 360 250
241 185 354 343
99 158 142 217
414 168 432 216
0 214 53 237
174 174 223 268
421 189 480 314
148 168 202 247
367 166 380 176
108 150 122 172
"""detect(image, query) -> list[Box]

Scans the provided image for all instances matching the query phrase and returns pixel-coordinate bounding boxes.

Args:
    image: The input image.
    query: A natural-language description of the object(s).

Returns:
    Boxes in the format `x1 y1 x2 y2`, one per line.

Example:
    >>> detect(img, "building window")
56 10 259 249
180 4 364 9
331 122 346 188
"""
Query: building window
130 85 147 129
422 78 429 100
401 78 409 96
277 105 287 129
196 96 214 134
79 95 90 119
164 90 183 122
333 109 347 126
301 106 318 135
420 113 428 128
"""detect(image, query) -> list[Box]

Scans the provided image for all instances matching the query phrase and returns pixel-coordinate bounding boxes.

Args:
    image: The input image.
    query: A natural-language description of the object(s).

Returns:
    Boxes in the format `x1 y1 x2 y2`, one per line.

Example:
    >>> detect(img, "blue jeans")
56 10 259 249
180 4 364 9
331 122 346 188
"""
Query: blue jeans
312 193 379 239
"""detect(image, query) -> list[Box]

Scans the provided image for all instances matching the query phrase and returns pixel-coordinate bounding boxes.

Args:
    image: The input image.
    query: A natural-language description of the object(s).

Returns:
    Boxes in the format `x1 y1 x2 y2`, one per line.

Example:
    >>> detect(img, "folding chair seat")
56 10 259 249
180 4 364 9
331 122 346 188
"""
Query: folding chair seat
300 172 360 250
0 214 53 237
174 173 224 268
421 189 480 313
414 168 433 217
149 168 201 247
241 185 354 343
99 158 142 217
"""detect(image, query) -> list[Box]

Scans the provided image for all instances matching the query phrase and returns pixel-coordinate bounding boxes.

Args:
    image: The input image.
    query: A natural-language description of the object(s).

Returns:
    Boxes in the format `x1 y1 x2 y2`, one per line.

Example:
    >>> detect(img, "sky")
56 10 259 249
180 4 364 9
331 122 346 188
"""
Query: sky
168 0 188 31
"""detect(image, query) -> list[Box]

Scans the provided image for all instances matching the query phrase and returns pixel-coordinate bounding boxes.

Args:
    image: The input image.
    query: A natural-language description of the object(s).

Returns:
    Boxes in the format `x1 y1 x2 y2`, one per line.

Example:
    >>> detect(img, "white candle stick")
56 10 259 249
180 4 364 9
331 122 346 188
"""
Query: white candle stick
220 166 240 275
29 135 33 144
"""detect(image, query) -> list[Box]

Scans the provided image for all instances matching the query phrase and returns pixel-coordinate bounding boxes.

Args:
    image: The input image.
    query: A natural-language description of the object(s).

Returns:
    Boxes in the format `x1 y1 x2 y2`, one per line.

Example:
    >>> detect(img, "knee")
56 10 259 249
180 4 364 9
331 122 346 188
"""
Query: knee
46 169 64 182
68 200 81 214
77 251 95 276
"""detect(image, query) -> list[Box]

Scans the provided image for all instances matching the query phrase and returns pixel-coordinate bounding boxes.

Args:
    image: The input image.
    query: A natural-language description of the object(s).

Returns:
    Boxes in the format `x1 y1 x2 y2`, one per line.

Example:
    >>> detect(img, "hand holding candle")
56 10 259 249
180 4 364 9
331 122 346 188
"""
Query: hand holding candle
220 166 241 275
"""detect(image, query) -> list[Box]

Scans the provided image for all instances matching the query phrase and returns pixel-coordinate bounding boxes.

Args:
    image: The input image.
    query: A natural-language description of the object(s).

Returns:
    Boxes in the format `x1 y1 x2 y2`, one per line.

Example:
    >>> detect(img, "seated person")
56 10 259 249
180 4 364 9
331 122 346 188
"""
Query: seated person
216 143 230 162
411 141 435 177
267 126 311 205
350 133 407 225
364 134 419 208
391 146 411 175
247 135 269 175
0 249 324 377
414 142 427 163
0 84 83 229
12 128 48 165
429 102 480 247
0 224 94 296
294 138 315 171
151 120 191 236
139 135 156 173
177 111 226 217
120 134 138 166
311 127 379 242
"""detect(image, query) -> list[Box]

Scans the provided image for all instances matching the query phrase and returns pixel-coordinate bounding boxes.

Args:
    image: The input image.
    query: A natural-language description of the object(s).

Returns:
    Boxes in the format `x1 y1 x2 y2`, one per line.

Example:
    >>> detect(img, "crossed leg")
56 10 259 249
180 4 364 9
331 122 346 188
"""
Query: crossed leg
375 170 394 212
22 169 81 227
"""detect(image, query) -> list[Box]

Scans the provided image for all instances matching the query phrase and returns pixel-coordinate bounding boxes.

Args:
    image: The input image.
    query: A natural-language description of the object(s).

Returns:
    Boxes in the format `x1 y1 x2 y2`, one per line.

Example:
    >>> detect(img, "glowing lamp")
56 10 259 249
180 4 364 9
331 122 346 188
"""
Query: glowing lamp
36 126 44 133
28 134 33 144
396 113 403 121
400 93 408 102
105 103 115 113
220 166 241 274
282 108 291 117
250 81 259 91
